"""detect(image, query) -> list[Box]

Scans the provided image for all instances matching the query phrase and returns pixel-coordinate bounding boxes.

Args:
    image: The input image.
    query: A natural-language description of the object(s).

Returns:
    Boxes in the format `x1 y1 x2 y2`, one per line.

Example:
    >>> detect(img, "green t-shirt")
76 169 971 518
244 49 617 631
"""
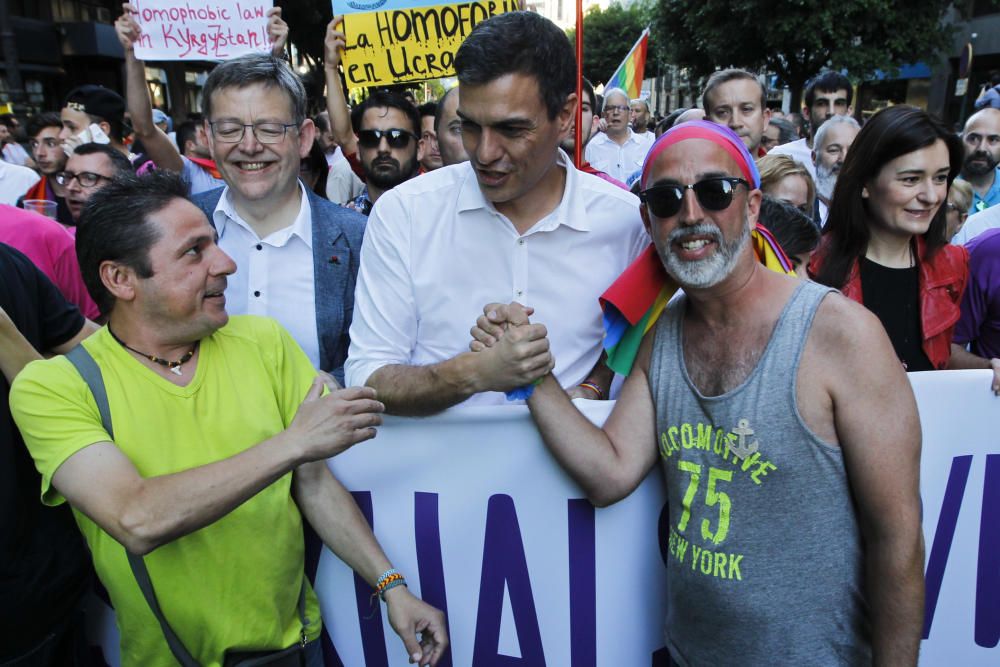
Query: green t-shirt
10 316 323 666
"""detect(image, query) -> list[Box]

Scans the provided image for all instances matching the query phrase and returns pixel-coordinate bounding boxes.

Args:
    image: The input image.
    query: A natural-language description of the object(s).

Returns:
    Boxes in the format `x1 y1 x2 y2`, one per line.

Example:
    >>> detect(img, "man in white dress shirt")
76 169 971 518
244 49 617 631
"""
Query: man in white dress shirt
585 88 655 182
345 11 648 414
189 53 367 384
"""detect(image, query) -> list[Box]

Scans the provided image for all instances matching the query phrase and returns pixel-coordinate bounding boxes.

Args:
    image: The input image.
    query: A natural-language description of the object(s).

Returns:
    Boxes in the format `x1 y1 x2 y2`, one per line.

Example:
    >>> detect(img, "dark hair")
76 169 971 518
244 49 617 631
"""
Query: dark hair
175 120 199 155
302 139 329 198
0 113 17 130
202 53 307 124
812 105 964 289
71 142 135 177
759 196 820 264
581 77 596 114
804 72 854 108
77 171 189 314
313 112 330 134
417 101 437 119
702 69 766 113
455 11 575 120
434 87 459 135
26 112 61 139
350 90 420 136
659 108 690 133
768 117 797 145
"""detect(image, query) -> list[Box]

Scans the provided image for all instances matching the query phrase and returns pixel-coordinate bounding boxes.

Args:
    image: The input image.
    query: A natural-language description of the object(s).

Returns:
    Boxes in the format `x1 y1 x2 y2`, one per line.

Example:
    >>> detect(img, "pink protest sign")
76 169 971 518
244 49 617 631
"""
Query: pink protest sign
129 0 272 61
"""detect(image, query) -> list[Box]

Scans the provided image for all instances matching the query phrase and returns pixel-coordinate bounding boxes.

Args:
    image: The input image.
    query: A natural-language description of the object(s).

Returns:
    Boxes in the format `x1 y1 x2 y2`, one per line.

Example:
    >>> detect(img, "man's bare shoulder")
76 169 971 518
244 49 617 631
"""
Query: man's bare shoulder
809 289 890 358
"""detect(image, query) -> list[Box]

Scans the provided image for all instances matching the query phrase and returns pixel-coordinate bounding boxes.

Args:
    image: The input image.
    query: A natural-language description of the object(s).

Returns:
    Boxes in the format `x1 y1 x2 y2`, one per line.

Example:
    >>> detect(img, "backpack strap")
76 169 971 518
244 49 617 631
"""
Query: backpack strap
64 344 309 666
65 344 200 666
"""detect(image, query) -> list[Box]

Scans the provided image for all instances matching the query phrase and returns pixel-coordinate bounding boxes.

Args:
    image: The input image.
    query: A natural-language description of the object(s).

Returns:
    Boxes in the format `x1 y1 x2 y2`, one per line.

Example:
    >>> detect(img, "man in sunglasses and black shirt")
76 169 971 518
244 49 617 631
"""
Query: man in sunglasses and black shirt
346 91 422 215
323 22 421 214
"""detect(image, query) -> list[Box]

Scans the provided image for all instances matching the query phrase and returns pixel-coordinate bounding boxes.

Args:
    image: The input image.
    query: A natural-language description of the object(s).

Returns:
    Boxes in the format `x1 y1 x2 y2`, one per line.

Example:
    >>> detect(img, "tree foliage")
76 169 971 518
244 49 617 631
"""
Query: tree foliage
568 2 649 86
651 0 957 107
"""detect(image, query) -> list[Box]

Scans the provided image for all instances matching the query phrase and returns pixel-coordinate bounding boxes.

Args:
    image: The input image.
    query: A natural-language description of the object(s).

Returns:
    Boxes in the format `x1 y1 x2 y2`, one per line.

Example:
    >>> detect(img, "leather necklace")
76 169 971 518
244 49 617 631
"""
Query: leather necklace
107 326 197 376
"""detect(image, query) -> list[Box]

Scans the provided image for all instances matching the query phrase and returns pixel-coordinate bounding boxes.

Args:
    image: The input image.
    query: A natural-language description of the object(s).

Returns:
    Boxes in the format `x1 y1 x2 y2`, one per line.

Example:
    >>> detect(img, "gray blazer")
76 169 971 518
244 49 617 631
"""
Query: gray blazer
191 187 366 383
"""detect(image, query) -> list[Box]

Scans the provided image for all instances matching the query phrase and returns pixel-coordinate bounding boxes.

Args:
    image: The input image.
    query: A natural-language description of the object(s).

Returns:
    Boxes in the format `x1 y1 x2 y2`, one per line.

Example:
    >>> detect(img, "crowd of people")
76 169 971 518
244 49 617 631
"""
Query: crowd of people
3 4 1000 666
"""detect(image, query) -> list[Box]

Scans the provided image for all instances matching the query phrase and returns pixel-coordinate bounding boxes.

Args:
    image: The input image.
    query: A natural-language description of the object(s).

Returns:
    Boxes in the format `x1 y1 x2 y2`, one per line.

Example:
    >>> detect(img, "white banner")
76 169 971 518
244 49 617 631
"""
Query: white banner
86 371 1000 664
128 0 272 61
913 370 1000 665
320 402 669 665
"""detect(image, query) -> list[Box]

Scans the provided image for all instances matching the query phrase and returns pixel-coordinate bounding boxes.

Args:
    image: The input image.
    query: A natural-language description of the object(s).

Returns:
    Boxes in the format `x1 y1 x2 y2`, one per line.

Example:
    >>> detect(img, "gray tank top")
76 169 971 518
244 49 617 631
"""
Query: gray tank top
648 281 871 665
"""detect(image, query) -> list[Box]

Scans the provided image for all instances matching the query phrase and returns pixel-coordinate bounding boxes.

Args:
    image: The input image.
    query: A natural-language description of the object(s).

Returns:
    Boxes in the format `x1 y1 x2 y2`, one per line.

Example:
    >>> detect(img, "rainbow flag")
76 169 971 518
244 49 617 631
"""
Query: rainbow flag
605 28 650 99
600 225 795 376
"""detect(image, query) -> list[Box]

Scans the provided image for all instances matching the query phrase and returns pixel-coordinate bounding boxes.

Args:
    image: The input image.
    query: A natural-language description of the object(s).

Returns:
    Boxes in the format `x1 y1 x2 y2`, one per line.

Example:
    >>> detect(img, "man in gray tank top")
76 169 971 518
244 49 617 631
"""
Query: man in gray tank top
515 120 925 665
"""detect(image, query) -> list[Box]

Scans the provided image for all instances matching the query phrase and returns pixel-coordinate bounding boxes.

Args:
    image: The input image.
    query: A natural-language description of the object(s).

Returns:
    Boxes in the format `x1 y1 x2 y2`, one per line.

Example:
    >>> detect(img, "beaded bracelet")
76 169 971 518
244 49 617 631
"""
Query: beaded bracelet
578 381 604 400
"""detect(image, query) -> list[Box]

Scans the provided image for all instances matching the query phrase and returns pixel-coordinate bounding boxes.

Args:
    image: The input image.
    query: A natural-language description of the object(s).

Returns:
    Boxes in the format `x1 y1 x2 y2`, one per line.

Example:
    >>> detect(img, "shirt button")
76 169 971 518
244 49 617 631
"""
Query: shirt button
253 290 261 297
256 244 263 250
518 239 525 245
516 290 523 296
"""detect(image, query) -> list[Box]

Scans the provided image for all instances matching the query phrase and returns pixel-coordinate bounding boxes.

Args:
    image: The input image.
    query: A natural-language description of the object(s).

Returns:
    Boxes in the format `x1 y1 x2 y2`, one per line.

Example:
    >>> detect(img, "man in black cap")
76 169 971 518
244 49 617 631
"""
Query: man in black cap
59 85 130 158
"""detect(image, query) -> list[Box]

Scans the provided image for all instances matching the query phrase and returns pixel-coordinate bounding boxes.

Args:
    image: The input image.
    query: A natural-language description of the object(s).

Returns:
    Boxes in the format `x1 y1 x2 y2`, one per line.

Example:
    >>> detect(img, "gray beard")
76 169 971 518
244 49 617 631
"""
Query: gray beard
815 163 837 201
660 220 751 289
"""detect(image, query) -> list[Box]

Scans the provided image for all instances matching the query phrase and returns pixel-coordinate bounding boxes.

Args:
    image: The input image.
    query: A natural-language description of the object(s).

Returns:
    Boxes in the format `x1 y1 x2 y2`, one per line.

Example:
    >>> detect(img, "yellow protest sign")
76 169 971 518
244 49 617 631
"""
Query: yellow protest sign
340 0 518 87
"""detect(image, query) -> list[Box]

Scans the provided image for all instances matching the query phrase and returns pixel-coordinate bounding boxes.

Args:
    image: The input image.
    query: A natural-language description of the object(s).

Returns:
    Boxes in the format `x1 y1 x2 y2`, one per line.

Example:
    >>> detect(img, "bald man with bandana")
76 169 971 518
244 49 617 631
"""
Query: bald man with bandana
508 121 925 665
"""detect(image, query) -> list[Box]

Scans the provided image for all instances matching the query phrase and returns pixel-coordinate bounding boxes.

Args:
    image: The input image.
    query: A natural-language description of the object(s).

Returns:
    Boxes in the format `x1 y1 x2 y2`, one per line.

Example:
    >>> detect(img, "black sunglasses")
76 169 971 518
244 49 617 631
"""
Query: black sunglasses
640 177 749 218
358 128 418 149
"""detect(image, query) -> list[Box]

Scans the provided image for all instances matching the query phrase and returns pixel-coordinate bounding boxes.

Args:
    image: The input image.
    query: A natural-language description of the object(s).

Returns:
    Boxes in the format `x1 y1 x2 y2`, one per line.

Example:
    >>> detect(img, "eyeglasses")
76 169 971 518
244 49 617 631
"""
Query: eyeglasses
209 121 300 144
639 177 749 218
358 128 418 149
55 170 111 188
604 105 629 115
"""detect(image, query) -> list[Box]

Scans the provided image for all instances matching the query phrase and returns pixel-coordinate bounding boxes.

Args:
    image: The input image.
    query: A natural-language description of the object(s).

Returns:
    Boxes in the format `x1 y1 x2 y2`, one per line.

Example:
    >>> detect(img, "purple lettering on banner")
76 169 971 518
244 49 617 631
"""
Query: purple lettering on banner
414 492 453 667
473 494 546 665
975 454 1000 647
350 491 389 667
923 455 972 639
567 499 596 667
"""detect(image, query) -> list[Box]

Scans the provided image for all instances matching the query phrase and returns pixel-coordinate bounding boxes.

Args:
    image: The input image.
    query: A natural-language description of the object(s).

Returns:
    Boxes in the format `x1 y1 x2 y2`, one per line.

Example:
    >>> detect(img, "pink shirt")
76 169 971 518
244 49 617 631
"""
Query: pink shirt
0 204 100 319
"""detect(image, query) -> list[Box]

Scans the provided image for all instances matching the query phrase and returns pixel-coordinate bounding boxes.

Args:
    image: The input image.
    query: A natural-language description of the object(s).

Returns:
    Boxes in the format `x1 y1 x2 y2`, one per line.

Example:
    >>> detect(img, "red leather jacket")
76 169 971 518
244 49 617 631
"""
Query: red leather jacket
810 236 969 369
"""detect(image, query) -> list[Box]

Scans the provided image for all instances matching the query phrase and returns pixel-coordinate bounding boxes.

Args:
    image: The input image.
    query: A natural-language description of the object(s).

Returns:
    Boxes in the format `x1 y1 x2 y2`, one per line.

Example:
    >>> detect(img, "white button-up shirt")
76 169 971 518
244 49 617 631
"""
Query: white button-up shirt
345 150 649 405
585 128 655 182
213 183 321 368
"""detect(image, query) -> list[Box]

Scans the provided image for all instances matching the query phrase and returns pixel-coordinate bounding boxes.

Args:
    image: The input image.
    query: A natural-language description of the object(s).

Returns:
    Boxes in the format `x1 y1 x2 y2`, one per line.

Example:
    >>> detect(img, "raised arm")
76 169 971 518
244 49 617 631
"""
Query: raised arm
527 323 659 506
38 381 383 555
324 16 358 156
115 3 184 172
813 295 924 665
267 6 288 57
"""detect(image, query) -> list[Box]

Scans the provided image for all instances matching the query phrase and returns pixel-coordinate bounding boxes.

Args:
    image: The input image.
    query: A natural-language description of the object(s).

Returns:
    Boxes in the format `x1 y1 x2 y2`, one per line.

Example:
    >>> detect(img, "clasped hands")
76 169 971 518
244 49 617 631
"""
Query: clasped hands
467 302 554 392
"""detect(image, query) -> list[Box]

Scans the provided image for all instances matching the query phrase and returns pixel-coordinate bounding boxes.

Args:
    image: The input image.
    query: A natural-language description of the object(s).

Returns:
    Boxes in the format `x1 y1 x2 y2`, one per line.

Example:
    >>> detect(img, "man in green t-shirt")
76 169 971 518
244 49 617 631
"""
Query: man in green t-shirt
10 171 447 667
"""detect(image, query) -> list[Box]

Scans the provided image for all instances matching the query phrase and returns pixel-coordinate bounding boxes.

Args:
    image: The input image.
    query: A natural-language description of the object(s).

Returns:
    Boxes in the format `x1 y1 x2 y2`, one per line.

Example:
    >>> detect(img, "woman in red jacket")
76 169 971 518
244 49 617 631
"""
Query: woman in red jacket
810 105 966 371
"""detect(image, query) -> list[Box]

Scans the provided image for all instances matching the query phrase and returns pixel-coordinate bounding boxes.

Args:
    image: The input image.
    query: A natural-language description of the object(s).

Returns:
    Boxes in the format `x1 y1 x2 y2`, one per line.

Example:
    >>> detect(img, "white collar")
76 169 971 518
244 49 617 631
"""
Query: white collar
214 181 313 248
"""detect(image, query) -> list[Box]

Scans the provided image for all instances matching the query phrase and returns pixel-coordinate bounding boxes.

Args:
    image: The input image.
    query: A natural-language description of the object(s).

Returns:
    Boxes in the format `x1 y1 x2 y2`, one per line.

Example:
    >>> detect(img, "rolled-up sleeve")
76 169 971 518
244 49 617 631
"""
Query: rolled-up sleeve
344 190 417 387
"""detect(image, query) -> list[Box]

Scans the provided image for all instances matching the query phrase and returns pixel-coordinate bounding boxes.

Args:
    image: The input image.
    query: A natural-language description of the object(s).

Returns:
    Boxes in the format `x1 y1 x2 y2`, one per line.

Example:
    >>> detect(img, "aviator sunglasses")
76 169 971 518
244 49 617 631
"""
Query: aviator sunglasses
639 177 749 218
358 128 418 149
